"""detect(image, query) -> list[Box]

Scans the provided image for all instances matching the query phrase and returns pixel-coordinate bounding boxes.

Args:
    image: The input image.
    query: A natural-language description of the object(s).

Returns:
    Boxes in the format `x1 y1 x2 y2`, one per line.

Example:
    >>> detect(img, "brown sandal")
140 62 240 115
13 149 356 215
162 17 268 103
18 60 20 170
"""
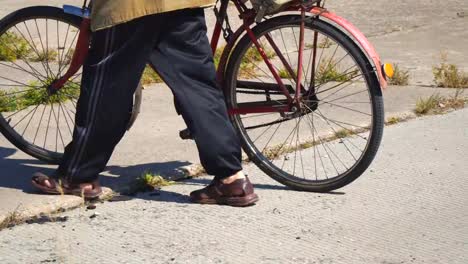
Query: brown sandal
32 172 103 199
190 176 259 207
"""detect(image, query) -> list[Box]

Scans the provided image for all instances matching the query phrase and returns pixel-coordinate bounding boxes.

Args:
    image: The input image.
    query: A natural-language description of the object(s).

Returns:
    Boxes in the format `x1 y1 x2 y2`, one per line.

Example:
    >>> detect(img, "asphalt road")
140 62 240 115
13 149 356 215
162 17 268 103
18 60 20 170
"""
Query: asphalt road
0 108 467 264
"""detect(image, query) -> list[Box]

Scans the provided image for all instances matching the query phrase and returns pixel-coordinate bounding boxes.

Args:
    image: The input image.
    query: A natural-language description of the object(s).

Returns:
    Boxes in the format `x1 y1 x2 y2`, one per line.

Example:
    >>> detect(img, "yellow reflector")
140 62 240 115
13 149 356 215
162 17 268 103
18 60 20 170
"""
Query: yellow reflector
383 63 395 79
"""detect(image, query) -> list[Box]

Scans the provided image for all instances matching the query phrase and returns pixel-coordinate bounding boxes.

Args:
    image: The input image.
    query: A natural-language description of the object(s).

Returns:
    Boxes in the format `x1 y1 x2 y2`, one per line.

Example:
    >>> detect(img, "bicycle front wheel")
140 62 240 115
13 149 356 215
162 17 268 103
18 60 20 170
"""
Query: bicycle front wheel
0 6 84 164
225 16 384 192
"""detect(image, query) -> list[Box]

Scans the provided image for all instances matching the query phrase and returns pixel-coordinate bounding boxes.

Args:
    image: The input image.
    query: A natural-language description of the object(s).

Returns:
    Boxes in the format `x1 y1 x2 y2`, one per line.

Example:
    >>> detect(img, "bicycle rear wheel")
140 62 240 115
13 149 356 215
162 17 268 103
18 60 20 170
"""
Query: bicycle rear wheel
225 16 384 192
0 6 82 164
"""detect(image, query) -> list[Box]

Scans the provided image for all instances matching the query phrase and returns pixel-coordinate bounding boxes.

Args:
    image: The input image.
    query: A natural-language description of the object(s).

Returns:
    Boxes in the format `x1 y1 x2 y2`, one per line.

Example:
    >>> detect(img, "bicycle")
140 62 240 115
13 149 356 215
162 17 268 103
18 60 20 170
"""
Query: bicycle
0 0 394 192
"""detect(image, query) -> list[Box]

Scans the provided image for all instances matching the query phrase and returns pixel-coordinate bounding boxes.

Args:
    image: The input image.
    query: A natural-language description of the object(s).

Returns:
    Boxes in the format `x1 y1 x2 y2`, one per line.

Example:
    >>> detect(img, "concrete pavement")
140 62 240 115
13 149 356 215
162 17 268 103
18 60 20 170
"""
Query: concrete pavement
0 108 467 263
0 0 467 252
0 84 463 222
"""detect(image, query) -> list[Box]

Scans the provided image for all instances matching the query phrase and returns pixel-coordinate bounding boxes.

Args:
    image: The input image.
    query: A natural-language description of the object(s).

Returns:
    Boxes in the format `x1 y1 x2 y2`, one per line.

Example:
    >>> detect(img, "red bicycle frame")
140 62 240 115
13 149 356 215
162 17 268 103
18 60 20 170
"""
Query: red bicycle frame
210 0 388 116
54 0 387 116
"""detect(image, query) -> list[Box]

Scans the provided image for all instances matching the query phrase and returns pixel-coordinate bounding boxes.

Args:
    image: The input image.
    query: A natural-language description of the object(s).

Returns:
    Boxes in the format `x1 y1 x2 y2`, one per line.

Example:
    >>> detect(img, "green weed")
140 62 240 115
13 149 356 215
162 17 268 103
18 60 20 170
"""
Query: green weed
0 79 79 112
30 49 58 62
318 38 333 49
126 171 175 195
334 129 354 139
385 116 404 125
433 56 468 88
278 68 297 79
389 64 410 86
414 93 465 115
141 65 163 85
0 32 31 61
316 58 356 84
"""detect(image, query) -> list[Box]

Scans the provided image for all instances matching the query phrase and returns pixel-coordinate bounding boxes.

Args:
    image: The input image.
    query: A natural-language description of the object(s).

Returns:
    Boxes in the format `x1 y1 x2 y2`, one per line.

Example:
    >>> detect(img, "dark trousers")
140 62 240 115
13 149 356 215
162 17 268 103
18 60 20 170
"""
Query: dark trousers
57 8 243 184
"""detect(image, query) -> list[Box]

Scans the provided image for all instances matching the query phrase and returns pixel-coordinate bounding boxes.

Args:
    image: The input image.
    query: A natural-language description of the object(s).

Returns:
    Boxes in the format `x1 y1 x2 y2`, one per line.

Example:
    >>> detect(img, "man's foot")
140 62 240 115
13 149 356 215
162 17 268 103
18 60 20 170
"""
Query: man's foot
190 173 259 207
31 172 102 199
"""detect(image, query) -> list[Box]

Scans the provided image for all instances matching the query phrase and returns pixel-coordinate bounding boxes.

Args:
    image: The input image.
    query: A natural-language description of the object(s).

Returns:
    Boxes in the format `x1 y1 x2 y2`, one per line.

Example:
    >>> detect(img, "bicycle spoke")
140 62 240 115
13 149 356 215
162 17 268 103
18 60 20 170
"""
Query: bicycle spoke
313 73 365 97
228 16 382 187
0 74 43 89
33 104 47 144
290 27 308 89
314 110 369 144
58 100 73 136
319 100 371 116
19 23 50 78
241 112 278 120
278 28 294 72
11 103 42 129
294 116 307 178
43 101 53 149
304 112 340 176
280 116 301 171
315 111 360 160
260 120 283 153
310 109 318 180
303 105 348 172
0 31 47 81
0 61 45 82
324 89 369 104
304 113 328 179
50 100 65 151
252 116 281 143
268 118 299 162
0 87 40 97
0 13 83 160
56 30 79 78
34 19 54 78
21 101 41 136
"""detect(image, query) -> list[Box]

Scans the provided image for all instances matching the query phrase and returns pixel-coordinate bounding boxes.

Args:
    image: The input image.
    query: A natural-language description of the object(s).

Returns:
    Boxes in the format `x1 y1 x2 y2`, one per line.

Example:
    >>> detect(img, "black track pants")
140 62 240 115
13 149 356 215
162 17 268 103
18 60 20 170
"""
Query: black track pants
57 8 242 183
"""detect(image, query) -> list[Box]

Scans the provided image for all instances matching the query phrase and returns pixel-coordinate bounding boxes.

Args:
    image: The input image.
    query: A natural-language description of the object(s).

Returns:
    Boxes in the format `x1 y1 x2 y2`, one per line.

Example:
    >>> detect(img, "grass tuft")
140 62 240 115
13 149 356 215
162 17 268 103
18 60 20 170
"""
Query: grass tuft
334 129 355 139
244 46 275 62
433 56 468 88
415 94 443 115
316 58 357 84
62 48 75 65
262 126 368 161
414 93 466 115
0 211 23 231
126 171 175 195
214 45 275 79
389 64 410 86
318 38 333 49
0 32 31 61
278 68 297 79
385 116 404 125
141 65 163 86
0 79 79 112
30 49 58 62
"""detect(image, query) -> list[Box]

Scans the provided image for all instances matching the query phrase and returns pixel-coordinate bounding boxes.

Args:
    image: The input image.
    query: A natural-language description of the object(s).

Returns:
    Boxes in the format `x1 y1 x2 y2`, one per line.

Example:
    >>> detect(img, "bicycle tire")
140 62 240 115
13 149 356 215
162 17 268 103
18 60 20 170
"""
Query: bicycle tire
0 6 82 164
225 15 384 192
0 6 145 165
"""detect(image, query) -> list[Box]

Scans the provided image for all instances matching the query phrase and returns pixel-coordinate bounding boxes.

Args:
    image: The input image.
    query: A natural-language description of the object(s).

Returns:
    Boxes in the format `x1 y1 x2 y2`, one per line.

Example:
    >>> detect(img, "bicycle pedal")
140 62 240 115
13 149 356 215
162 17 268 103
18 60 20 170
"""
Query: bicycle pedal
179 128 194 140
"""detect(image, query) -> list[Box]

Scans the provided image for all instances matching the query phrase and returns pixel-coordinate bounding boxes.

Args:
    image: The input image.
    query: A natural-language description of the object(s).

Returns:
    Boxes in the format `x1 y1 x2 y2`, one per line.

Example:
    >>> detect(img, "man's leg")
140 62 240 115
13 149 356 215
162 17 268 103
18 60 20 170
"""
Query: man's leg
149 9 258 206
150 8 242 179
55 16 164 185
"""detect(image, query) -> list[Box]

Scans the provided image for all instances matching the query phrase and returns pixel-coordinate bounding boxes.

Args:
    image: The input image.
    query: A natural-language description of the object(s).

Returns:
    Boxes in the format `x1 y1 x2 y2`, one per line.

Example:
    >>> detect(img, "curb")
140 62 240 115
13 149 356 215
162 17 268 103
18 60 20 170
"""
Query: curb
0 187 114 231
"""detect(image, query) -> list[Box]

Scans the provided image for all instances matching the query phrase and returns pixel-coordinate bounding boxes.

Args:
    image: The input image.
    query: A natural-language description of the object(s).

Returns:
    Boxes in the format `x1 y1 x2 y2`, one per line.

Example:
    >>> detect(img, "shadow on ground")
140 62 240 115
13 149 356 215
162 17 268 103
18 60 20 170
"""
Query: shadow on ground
0 146 344 205
0 146 189 194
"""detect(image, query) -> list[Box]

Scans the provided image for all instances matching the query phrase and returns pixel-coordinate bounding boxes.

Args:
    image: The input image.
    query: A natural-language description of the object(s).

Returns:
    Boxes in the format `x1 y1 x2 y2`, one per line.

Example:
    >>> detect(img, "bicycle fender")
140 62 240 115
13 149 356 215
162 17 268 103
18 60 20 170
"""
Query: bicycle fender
215 26 248 87
63 5 90 18
309 7 388 89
